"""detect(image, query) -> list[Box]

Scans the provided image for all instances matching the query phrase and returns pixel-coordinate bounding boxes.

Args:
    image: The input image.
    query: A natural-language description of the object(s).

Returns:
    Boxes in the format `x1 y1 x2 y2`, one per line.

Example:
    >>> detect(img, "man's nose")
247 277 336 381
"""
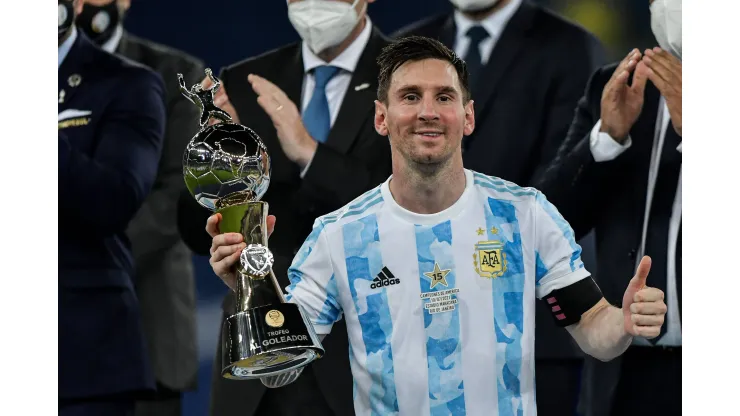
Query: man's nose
418 96 440 121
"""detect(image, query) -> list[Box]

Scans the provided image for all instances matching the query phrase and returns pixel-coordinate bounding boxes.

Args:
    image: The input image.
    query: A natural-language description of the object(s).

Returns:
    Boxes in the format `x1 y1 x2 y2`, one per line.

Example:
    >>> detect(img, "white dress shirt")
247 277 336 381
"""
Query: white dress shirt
589 100 682 347
299 16 372 176
58 25 78 68
101 24 124 53
452 0 522 64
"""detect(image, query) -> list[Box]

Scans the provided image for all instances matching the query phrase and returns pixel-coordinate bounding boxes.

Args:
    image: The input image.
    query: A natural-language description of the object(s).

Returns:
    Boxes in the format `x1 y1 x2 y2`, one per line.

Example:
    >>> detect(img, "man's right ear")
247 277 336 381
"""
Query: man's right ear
374 100 388 136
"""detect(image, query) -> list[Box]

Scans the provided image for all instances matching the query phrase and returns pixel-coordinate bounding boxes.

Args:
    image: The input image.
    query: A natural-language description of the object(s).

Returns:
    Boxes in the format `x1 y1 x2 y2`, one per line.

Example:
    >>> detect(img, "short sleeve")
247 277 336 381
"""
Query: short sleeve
534 191 591 299
285 218 342 335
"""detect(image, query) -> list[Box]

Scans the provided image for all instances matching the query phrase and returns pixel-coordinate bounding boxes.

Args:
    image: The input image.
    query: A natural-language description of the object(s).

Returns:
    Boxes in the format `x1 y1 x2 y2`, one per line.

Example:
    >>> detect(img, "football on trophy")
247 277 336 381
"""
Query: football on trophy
183 123 271 211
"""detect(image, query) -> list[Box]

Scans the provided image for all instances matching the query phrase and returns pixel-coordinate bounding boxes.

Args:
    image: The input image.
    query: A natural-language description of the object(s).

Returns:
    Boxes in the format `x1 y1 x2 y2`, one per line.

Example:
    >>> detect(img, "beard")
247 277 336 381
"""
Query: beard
393 133 455 177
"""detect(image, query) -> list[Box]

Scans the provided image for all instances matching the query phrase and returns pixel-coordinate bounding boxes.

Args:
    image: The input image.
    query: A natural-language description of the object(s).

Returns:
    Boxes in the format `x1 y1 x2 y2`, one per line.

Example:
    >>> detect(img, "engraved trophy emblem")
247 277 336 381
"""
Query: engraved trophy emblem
177 69 324 379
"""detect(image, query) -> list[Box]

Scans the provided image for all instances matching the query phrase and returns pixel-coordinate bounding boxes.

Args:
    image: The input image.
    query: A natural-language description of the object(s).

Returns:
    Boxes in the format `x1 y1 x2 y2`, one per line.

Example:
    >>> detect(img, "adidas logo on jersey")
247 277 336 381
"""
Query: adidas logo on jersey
371 267 400 289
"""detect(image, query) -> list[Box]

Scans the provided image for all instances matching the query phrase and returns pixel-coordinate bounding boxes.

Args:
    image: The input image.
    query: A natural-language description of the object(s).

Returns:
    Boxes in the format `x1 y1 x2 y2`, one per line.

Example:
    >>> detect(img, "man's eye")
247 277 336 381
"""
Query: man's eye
403 94 419 101
438 95 452 102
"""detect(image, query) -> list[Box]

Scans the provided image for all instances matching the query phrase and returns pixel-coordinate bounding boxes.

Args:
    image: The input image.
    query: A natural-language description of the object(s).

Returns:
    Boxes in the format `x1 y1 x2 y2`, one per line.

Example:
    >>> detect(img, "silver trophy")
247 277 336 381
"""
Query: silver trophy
178 69 324 379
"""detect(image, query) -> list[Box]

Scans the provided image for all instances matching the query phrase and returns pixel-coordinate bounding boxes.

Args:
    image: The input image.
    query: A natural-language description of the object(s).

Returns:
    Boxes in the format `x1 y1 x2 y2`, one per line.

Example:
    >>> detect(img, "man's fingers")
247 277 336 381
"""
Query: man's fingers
610 49 641 82
215 92 230 107
604 48 642 95
631 313 664 327
256 95 279 121
633 256 652 286
643 55 674 87
613 69 630 86
646 48 681 79
212 232 244 249
630 61 650 98
200 75 213 89
630 301 668 316
249 74 289 102
626 256 651 292
633 325 662 339
633 287 664 303
643 49 681 99
248 74 272 97
206 214 222 238
211 243 247 263
267 215 276 238
602 70 628 105
645 68 672 97
210 232 244 256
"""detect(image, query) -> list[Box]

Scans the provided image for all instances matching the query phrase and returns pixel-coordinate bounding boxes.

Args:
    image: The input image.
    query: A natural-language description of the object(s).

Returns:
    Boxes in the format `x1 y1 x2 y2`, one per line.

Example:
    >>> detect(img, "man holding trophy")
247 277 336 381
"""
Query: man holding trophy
176 1 392 415
200 36 669 415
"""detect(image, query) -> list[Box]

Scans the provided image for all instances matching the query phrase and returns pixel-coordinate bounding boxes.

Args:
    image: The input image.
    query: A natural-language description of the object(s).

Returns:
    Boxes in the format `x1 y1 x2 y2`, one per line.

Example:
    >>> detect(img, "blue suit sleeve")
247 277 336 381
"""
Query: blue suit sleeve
58 68 166 236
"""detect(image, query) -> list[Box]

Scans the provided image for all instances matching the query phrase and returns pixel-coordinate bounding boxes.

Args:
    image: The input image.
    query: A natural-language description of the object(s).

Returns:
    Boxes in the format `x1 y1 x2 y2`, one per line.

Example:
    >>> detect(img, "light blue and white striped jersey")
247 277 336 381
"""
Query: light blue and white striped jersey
285 169 590 416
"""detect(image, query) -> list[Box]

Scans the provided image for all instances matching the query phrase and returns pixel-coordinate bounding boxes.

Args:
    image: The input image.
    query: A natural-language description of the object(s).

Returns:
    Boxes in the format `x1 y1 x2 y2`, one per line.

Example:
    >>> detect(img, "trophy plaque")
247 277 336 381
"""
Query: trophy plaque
178 69 324 379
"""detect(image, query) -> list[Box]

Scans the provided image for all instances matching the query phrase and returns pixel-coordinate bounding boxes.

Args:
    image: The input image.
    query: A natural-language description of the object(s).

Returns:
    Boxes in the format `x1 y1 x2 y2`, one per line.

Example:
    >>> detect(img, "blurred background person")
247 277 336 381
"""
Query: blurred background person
535 1 682 415
58 0 165 415
175 0 392 415
76 1 206 415
393 1 605 414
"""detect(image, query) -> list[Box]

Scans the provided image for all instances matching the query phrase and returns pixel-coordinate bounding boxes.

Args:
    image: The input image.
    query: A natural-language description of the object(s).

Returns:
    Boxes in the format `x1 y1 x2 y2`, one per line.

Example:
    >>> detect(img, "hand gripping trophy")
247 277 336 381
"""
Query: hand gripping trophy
178 69 324 379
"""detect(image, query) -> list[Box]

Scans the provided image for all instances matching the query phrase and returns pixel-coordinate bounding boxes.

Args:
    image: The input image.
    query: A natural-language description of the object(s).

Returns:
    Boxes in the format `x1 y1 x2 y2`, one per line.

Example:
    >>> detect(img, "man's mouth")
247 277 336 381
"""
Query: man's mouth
413 130 444 138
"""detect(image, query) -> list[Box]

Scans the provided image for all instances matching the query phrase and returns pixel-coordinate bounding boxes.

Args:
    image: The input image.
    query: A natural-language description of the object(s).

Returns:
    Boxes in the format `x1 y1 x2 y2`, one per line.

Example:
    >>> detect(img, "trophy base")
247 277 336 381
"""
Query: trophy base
221 303 324 380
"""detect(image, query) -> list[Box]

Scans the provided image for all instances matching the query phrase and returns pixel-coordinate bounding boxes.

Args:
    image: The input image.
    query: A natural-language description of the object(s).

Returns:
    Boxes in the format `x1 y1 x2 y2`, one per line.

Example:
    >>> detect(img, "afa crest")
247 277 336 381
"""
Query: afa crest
473 240 507 279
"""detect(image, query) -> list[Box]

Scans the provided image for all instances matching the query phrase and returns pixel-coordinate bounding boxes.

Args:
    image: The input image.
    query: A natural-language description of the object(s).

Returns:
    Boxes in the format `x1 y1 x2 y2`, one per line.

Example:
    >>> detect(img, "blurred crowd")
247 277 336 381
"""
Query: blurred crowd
58 1 681 416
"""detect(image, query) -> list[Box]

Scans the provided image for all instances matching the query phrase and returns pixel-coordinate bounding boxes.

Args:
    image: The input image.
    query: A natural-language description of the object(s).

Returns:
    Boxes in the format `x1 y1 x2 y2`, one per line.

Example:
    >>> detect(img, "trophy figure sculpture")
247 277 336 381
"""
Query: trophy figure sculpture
178 69 324 379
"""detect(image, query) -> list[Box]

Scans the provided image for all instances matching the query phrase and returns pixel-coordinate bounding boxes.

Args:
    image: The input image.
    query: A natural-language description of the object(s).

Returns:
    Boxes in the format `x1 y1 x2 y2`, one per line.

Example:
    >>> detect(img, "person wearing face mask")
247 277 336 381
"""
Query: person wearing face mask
175 1 392 415
75 2 206 416
58 0 166 415
394 1 606 414
535 1 682 415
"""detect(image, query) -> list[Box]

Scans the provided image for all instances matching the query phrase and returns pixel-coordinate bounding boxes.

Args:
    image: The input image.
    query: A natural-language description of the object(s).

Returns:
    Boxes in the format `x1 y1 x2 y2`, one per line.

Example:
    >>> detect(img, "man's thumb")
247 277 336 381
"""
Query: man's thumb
631 61 649 97
631 256 652 288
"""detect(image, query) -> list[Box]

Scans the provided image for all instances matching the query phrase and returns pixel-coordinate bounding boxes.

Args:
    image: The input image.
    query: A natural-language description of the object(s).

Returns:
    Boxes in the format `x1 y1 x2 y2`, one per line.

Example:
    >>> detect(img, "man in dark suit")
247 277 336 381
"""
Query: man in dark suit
535 1 682 414
58 1 165 415
176 0 391 415
394 1 606 413
76 1 206 415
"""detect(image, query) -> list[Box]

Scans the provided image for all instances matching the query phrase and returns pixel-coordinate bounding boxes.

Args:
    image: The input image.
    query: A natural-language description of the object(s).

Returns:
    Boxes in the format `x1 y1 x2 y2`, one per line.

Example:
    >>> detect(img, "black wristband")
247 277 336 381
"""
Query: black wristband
542 276 603 327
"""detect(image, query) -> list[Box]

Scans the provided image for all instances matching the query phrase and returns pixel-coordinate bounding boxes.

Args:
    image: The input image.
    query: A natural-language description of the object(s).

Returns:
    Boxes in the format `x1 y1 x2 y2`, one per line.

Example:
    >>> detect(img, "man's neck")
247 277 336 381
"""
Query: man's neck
316 16 366 63
462 0 512 22
389 156 467 215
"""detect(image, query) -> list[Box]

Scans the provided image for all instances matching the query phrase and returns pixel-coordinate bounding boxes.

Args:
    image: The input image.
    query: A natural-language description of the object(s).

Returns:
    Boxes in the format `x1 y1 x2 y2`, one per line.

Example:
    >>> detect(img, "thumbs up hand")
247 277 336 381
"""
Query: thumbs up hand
622 256 667 338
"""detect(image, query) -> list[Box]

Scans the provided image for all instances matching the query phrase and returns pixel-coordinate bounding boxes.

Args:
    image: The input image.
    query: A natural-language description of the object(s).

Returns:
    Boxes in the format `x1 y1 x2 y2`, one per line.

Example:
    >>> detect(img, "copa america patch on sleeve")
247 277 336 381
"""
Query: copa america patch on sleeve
543 276 603 327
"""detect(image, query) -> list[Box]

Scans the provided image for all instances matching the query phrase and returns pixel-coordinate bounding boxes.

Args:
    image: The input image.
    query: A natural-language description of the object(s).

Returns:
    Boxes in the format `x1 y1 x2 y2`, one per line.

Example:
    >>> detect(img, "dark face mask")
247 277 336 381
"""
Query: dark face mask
77 1 121 45
58 0 75 40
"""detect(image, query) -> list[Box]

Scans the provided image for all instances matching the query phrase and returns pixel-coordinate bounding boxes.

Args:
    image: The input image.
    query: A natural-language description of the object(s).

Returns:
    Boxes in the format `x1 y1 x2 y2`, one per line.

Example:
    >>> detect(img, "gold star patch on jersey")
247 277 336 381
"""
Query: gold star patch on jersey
424 262 451 289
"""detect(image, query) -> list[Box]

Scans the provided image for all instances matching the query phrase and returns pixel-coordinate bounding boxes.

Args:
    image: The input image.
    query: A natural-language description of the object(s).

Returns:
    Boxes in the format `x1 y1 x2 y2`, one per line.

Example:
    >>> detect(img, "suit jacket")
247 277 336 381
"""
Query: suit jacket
394 0 606 360
116 31 205 392
534 62 679 416
58 31 165 399
176 27 392 416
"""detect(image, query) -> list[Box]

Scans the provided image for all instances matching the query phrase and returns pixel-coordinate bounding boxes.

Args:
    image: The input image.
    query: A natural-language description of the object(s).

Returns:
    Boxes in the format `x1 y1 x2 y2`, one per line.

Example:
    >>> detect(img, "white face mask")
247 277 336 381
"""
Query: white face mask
449 0 500 13
650 0 682 59
288 0 364 55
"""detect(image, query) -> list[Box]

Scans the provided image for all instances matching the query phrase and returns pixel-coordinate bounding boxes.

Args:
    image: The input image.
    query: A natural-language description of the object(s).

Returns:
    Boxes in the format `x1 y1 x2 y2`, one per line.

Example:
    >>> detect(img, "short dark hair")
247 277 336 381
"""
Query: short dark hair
376 36 470 104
